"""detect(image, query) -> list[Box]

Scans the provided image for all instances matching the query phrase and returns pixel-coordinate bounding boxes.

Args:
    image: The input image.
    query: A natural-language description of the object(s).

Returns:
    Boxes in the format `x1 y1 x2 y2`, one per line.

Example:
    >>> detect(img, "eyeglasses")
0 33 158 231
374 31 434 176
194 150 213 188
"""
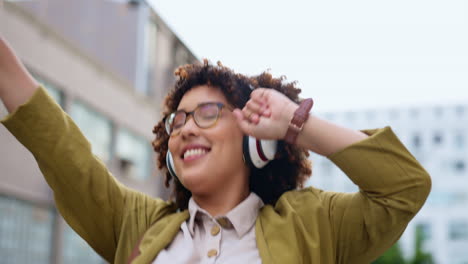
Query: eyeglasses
164 102 231 136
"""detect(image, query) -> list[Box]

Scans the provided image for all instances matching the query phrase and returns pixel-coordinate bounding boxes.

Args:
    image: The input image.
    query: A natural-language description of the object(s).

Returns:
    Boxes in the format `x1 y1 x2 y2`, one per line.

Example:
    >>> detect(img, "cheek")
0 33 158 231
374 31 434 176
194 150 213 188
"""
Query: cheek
167 138 174 153
215 123 244 155
167 137 178 158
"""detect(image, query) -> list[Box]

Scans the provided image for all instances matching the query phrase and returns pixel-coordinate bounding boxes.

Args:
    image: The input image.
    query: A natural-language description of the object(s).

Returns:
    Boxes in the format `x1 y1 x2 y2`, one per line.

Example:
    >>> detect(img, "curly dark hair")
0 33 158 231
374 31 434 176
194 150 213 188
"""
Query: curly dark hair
152 59 312 210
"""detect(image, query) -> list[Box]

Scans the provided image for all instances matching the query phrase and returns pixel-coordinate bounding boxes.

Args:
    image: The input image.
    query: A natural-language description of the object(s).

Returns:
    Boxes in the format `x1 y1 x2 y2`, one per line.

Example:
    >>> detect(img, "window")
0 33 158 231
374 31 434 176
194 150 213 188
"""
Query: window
412 133 422 149
409 108 419 119
0 195 54 264
453 192 468 204
454 133 464 149
70 101 113 163
434 106 443 118
44 84 63 105
454 160 465 173
62 224 103 264
427 191 467 206
433 132 443 145
116 128 152 180
416 223 431 241
345 111 356 122
139 19 157 95
365 111 376 121
389 109 399 120
449 220 468 241
175 44 189 67
455 105 465 117
31 72 64 106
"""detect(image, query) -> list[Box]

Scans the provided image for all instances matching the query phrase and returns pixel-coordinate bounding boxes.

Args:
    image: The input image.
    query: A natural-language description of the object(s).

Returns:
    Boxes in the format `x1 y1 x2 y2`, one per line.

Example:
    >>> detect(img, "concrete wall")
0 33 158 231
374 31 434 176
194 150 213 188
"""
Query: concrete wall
0 2 199 262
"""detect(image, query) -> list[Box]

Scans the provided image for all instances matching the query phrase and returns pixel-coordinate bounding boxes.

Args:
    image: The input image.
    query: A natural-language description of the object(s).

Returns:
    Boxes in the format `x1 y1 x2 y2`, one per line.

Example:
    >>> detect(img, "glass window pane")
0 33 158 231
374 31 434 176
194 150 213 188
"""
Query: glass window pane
455 133 464 149
175 44 189 67
455 105 465 117
44 84 62 104
144 19 157 95
62 224 103 264
413 133 422 149
0 195 54 264
116 128 151 180
417 222 431 241
433 132 443 145
30 72 63 105
70 101 113 163
454 160 465 173
449 220 468 241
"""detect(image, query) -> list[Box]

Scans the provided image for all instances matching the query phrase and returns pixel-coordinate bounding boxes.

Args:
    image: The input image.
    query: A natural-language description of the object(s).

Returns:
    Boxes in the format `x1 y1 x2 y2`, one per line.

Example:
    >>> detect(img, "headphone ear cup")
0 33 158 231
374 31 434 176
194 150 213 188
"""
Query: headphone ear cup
243 136 254 168
243 136 278 169
259 139 277 160
166 150 178 179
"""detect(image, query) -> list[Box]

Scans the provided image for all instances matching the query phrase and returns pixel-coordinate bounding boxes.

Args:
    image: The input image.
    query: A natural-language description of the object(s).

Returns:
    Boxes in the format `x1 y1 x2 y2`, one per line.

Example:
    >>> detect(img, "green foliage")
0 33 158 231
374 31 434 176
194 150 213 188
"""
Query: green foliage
372 225 435 264
410 225 435 264
372 243 405 264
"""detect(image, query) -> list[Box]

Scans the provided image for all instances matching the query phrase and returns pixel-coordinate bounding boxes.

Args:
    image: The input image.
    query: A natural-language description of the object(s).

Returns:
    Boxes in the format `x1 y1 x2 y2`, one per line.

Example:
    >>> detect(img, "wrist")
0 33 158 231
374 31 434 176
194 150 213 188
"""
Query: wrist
285 101 299 123
281 101 299 137
283 98 314 145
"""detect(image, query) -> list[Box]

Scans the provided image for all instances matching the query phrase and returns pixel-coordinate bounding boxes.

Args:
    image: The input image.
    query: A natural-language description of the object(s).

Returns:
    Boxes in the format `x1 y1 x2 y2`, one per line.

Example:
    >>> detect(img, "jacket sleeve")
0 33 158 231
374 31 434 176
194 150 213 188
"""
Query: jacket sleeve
1 86 169 263
324 127 431 263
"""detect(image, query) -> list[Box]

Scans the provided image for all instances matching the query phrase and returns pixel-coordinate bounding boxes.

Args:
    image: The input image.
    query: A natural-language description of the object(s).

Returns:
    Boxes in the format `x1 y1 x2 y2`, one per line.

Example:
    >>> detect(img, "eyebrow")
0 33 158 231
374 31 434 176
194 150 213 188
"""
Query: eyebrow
177 101 224 112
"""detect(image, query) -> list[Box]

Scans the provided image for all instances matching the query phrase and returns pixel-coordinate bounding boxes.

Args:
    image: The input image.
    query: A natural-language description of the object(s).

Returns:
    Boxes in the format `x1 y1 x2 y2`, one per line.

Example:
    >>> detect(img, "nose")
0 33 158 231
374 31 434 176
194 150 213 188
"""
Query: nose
179 115 199 139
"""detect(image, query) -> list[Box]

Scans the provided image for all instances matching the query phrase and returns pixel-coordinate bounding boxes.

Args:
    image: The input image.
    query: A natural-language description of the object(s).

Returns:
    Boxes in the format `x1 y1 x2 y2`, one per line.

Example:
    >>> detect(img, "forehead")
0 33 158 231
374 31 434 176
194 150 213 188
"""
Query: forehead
177 85 228 110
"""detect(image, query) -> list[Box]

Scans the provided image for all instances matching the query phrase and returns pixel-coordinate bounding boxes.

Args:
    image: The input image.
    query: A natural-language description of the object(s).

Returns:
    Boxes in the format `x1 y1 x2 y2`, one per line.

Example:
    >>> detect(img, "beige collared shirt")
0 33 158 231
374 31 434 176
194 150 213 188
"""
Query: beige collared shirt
153 193 264 264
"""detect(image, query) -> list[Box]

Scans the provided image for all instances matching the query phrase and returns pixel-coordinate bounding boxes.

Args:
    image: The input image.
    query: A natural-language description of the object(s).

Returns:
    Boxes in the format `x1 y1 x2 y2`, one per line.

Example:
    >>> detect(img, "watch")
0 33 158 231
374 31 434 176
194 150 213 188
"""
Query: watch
284 98 314 144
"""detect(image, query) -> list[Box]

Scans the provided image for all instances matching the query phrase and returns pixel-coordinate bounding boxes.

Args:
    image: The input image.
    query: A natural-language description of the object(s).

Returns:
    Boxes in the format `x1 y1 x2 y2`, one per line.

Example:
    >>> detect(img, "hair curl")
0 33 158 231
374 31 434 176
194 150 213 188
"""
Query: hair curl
152 59 312 210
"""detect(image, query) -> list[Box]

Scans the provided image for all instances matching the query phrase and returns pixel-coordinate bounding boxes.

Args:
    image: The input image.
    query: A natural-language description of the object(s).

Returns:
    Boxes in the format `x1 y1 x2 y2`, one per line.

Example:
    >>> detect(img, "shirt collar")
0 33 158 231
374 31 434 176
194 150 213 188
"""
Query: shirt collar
187 192 264 238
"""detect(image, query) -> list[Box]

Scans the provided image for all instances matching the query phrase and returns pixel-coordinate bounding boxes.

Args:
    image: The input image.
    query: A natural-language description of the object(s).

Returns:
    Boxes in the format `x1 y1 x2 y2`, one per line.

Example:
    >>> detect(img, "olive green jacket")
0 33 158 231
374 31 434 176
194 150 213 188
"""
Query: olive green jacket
1 87 431 264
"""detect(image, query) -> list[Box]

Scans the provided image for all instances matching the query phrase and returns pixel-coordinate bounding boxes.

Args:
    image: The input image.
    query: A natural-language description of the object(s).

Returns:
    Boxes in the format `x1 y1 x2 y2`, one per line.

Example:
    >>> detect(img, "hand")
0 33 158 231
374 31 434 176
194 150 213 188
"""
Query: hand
233 88 298 140
0 36 38 112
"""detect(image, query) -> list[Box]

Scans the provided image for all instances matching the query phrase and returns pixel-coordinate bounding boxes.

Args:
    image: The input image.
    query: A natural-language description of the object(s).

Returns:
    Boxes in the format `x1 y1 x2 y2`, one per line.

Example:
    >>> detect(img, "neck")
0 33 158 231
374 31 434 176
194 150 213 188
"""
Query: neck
192 176 250 217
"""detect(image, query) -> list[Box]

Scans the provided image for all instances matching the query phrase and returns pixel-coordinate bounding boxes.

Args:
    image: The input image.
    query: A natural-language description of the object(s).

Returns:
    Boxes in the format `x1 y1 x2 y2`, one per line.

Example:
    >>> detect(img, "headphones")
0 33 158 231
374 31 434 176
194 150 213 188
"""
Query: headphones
166 136 277 179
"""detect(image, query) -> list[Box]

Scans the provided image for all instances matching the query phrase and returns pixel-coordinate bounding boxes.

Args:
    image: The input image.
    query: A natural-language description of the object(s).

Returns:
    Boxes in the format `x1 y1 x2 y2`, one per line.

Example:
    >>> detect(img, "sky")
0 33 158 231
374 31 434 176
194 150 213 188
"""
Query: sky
148 0 468 112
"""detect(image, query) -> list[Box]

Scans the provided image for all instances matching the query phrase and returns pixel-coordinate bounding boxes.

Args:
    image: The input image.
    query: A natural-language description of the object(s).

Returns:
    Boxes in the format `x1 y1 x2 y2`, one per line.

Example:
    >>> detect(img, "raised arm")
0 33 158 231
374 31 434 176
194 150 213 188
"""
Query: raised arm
0 36 39 112
0 36 172 263
232 87 368 156
234 88 431 263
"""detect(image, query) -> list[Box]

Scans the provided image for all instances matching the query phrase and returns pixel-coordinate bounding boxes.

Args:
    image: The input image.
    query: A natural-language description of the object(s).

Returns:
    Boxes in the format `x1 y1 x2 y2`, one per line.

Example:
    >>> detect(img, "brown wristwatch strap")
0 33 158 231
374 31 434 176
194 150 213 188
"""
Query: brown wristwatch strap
284 98 314 144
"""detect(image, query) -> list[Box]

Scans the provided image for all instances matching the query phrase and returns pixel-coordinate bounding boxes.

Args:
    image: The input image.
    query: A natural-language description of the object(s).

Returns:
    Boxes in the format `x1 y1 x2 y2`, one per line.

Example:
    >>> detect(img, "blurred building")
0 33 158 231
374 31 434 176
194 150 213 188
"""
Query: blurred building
307 104 468 264
0 0 197 263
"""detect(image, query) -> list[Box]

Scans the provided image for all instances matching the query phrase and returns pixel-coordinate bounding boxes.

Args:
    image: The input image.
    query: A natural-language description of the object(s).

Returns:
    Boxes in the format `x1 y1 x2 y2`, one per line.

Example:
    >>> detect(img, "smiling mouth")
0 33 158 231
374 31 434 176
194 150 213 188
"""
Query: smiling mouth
182 148 210 161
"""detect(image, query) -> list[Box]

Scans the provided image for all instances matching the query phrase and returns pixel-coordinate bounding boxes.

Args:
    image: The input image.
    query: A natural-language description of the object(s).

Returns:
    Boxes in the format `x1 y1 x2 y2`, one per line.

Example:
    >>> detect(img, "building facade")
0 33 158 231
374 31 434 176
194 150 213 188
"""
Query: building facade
0 1 197 263
307 104 468 264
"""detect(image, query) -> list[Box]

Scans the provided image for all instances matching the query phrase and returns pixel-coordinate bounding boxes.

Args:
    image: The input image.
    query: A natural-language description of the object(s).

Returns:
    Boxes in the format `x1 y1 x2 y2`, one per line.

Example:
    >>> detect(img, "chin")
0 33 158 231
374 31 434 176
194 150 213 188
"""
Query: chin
179 171 211 193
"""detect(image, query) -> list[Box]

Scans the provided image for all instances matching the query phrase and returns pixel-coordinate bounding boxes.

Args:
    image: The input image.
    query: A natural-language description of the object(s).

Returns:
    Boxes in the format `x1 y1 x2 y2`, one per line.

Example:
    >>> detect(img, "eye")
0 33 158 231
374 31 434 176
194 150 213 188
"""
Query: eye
198 104 219 120
172 112 186 129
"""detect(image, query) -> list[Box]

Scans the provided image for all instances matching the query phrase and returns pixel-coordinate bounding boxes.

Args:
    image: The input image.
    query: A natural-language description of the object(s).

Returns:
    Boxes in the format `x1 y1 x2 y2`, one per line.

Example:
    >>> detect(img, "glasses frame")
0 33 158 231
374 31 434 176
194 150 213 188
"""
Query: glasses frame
164 102 232 136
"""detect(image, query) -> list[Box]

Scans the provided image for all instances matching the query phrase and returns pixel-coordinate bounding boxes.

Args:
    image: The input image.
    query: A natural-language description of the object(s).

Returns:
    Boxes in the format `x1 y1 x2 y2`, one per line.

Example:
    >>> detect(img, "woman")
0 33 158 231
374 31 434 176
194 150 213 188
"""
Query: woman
0 36 431 264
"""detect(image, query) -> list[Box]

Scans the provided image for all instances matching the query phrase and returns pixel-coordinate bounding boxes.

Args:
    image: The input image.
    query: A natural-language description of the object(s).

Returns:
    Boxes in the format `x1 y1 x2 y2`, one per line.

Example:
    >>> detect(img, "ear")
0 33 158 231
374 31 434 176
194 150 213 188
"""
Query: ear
243 136 277 169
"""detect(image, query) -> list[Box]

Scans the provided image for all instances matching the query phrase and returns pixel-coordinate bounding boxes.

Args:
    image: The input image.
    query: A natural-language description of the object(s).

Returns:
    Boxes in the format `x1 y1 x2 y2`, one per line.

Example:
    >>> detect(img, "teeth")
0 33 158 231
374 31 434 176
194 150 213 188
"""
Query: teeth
183 148 208 159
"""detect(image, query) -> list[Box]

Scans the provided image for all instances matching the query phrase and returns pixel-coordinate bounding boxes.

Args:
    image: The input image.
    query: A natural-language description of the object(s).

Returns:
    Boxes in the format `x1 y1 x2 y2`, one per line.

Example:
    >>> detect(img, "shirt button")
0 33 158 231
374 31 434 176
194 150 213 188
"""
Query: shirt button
207 249 218 257
210 225 220 236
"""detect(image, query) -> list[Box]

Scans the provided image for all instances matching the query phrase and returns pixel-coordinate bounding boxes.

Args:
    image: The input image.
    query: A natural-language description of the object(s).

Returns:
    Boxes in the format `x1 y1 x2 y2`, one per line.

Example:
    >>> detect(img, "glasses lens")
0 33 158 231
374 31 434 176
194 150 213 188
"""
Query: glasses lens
165 111 186 135
195 103 220 128
165 113 174 135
